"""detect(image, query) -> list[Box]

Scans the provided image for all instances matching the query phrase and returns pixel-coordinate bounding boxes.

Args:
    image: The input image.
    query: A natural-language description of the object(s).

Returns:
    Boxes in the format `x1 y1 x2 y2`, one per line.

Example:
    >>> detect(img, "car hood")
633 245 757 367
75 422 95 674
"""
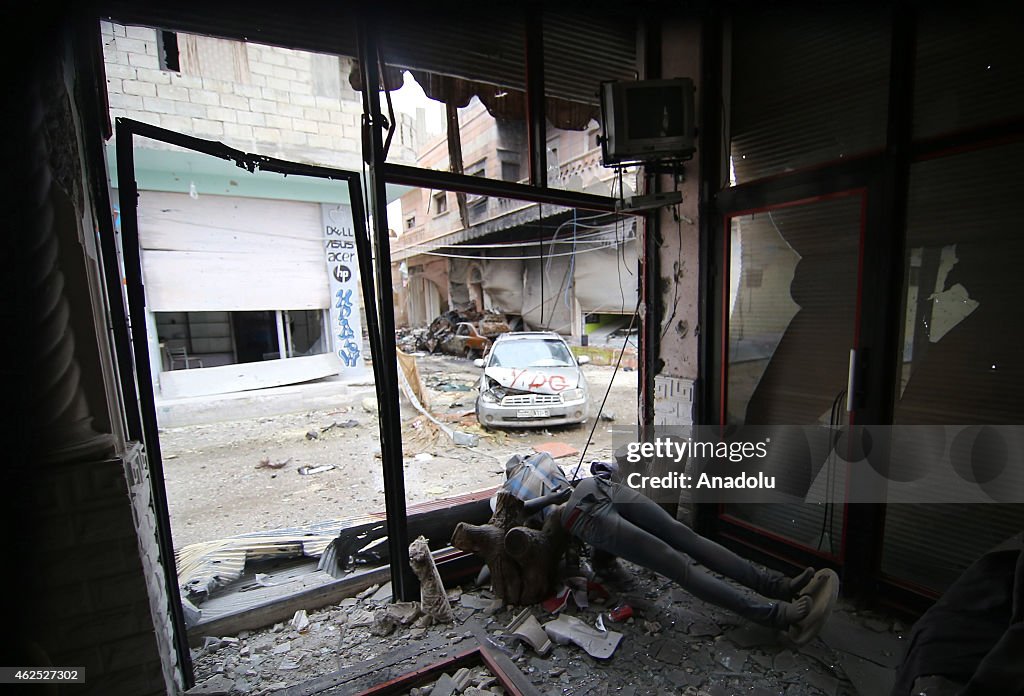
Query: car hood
483 366 582 395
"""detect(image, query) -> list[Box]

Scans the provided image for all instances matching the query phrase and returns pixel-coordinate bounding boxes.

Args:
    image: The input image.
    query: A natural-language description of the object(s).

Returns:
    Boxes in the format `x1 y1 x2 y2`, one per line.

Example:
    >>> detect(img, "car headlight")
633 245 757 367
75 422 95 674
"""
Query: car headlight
480 390 500 404
561 388 585 402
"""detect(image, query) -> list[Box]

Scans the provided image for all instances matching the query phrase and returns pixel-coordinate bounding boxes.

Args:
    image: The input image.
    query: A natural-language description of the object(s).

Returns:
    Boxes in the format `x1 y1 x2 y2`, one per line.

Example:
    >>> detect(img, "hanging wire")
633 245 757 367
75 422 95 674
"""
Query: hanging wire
570 298 641 482
418 240 633 261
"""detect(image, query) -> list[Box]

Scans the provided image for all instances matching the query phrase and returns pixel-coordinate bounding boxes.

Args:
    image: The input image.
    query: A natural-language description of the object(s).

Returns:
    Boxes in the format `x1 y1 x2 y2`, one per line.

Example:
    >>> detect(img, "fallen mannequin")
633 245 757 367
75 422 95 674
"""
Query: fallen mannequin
454 452 839 642
517 454 837 640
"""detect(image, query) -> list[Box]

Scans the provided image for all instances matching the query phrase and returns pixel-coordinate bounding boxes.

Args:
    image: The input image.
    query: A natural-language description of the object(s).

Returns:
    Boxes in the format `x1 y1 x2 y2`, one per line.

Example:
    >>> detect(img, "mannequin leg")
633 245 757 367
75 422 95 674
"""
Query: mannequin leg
572 499 787 626
607 482 803 599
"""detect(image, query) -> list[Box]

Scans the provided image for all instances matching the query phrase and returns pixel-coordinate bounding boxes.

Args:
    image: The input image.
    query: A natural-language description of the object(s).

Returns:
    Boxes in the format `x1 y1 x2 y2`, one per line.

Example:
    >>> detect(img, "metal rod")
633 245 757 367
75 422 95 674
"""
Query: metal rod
275 310 288 360
382 163 622 213
640 17 662 442
114 120 195 687
525 4 547 187
357 11 418 602
284 310 293 358
116 119 362 183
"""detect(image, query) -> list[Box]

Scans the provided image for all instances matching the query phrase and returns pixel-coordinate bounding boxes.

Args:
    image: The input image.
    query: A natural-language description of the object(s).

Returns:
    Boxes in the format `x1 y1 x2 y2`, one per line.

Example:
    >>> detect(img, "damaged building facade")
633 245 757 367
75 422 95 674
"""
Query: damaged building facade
390 60 640 342
102 23 422 397
6 2 1024 694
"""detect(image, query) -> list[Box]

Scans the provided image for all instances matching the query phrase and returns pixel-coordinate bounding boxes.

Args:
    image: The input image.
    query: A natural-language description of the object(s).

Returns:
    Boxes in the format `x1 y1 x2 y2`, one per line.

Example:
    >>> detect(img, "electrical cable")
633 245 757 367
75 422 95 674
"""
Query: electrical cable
564 209 577 311
615 169 626 314
818 389 846 552
660 176 690 341
419 241 633 261
570 298 641 483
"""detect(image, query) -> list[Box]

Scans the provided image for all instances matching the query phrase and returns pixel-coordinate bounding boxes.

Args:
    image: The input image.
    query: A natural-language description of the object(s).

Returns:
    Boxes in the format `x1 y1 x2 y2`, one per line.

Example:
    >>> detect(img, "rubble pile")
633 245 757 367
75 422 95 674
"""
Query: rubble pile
396 311 513 357
188 559 902 695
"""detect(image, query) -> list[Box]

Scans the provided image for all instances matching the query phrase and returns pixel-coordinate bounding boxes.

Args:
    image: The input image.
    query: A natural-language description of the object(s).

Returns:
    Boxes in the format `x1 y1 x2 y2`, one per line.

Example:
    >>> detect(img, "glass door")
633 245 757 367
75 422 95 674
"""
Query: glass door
720 191 866 559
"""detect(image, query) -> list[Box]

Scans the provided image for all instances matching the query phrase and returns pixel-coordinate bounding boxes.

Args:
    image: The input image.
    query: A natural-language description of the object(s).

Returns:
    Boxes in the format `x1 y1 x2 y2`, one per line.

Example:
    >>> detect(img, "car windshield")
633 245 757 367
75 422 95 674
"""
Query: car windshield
489 339 575 368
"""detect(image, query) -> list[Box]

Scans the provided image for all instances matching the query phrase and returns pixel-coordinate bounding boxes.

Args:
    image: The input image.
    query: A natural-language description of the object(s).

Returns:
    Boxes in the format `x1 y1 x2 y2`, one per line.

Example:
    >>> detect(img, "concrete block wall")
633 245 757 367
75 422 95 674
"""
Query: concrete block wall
29 445 177 695
100 21 418 169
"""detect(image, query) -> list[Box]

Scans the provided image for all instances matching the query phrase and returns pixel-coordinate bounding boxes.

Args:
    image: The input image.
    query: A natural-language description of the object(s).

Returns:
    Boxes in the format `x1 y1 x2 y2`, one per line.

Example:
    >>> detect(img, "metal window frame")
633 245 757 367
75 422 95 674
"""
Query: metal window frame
697 5 917 599
697 3 1024 605
113 117 393 684
99 7 652 688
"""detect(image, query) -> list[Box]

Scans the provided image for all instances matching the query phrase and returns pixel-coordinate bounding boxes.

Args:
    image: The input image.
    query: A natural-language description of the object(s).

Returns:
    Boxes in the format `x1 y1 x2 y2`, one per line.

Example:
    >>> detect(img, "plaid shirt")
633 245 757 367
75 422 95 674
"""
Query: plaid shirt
501 452 571 521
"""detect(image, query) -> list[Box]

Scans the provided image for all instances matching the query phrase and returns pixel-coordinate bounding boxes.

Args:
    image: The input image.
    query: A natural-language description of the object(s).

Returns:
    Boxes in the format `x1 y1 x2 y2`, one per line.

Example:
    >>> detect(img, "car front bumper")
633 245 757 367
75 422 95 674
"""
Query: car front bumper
476 395 589 428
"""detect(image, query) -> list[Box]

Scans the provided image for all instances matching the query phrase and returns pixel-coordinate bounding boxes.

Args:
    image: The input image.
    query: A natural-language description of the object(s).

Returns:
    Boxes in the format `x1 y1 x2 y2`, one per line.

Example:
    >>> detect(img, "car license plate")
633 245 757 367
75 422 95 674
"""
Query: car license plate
516 409 550 418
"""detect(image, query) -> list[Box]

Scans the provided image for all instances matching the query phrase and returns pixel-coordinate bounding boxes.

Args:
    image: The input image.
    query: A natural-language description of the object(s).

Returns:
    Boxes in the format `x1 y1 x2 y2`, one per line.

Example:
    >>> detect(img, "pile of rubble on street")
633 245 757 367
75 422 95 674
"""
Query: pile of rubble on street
396 310 513 357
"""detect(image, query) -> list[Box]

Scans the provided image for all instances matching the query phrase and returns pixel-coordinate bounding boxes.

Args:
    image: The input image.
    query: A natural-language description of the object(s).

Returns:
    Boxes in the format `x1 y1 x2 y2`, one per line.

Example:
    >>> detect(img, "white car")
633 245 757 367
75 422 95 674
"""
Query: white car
473 332 590 428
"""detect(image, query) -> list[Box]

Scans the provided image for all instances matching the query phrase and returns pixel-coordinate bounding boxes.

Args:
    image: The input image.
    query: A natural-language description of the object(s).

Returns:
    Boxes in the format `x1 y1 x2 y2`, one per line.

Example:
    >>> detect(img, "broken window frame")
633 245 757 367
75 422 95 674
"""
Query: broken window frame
113 118 388 686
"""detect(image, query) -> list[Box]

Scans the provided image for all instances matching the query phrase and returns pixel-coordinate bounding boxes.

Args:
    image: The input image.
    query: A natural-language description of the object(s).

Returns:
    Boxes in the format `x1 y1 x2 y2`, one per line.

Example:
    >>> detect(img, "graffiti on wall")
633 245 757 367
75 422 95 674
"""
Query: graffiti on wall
321 204 364 374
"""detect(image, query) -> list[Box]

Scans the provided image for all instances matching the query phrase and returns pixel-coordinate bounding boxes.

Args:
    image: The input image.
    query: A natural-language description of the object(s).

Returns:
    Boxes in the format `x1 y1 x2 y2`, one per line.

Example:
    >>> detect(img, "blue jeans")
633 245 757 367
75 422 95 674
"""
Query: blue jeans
564 477 787 626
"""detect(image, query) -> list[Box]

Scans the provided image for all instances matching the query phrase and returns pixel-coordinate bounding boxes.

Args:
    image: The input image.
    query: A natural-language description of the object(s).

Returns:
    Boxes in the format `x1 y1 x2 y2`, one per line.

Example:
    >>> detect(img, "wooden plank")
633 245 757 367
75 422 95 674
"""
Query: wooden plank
354 648 484 695
277 637 453 696
354 646 541 696
465 619 543 696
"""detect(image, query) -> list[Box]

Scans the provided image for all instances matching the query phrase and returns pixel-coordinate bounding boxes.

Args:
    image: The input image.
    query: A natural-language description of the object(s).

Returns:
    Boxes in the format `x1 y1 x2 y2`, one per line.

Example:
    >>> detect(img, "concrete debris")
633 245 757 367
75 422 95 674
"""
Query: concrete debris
297 464 335 475
461 594 504 612
725 623 778 648
431 673 459 696
505 608 553 656
396 310 510 356
369 608 396 636
305 429 319 440
356 584 380 599
185 674 235 694
186 558 901 696
453 430 480 447
361 397 378 413
642 620 663 635
451 666 473 691
346 608 375 627
182 596 202 628
713 643 747 671
688 619 722 637
543 613 623 659
321 419 359 432
290 609 310 633
385 601 422 626
369 581 394 603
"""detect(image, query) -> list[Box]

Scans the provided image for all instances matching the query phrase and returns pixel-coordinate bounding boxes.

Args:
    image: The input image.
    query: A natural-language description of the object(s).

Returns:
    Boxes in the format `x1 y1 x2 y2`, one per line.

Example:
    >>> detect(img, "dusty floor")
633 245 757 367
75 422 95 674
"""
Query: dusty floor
172 355 906 696
187 559 905 696
159 354 638 550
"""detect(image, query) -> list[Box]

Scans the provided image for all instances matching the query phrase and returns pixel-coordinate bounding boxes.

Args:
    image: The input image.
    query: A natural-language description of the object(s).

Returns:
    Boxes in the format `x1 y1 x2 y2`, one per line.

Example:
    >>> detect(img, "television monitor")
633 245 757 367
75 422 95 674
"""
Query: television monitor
600 78 696 166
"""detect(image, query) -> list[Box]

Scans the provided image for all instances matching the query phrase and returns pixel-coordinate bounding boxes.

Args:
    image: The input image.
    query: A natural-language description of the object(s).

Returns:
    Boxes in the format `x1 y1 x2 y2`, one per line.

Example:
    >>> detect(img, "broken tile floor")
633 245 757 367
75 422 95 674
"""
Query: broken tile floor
187 561 907 696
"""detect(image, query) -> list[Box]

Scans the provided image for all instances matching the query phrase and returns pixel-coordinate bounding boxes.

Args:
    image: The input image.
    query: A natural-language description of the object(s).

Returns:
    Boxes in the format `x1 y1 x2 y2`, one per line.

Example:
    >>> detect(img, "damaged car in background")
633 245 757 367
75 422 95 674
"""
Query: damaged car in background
474 331 590 428
396 310 512 358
